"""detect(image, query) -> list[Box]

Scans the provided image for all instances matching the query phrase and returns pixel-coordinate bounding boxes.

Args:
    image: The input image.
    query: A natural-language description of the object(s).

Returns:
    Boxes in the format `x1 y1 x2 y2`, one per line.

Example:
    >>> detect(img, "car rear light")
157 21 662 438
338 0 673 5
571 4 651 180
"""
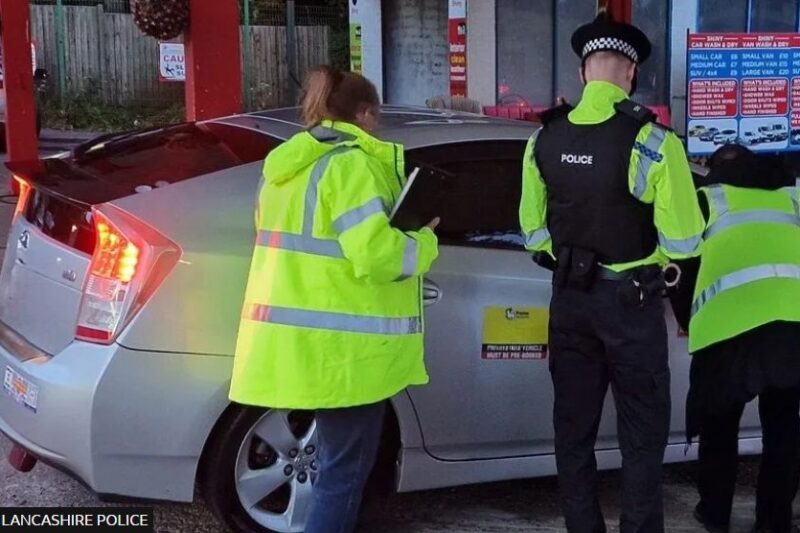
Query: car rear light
93 221 140 283
12 175 31 219
76 204 181 344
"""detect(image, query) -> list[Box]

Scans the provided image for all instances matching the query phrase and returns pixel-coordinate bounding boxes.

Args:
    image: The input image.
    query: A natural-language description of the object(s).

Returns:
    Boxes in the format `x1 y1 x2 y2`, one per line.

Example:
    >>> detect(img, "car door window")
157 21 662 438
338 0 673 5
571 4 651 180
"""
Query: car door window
404 140 527 250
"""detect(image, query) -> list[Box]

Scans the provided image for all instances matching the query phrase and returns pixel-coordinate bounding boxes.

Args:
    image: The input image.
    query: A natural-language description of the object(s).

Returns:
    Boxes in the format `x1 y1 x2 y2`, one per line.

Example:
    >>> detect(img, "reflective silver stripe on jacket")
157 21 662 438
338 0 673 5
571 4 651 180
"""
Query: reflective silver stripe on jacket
691 263 800 316
304 146 354 234
524 228 551 248
705 185 729 217
256 230 344 258
528 127 542 164
659 231 701 255
783 178 800 216
704 210 800 239
395 237 419 282
244 304 422 335
333 197 388 235
633 127 667 199
256 146 354 258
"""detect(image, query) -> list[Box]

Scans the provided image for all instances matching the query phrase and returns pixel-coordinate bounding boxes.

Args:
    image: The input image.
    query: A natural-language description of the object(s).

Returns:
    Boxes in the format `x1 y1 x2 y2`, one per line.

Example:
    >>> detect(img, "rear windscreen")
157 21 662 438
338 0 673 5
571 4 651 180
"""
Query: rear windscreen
72 122 277 188
22 190 96 254
17 122 278 255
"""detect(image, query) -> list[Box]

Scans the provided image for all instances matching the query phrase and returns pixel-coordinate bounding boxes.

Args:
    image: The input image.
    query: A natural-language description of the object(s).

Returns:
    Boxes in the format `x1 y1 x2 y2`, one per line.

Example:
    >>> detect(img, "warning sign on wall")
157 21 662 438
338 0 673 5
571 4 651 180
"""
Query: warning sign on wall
159 42 185 82
481 307 548 361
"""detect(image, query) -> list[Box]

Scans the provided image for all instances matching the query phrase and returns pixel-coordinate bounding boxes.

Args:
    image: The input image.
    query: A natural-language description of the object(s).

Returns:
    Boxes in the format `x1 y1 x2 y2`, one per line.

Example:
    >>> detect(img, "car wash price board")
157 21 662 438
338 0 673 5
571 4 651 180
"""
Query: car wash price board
686 33 800 156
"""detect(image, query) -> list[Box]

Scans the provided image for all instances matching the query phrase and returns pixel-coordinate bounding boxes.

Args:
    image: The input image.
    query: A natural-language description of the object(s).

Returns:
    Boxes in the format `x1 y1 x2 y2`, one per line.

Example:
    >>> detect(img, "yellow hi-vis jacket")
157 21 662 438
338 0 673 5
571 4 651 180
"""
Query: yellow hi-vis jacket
689 182 800 352
230 120 439 409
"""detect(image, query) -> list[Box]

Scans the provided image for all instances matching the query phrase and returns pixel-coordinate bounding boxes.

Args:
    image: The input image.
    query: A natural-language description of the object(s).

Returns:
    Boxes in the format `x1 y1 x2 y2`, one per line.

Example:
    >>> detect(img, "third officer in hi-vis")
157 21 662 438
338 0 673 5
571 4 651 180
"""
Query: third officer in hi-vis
519 10 705 533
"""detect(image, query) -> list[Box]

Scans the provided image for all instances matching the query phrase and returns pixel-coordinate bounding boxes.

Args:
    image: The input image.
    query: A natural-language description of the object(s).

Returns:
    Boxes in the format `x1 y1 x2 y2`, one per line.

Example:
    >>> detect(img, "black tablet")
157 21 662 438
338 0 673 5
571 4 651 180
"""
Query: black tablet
389 165 451 232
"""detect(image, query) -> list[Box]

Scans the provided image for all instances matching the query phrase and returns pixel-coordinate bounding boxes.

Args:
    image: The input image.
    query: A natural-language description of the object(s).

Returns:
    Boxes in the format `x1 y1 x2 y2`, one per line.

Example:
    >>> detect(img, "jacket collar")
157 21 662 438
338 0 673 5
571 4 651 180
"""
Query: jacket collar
569 81 628 125
310 119 405 184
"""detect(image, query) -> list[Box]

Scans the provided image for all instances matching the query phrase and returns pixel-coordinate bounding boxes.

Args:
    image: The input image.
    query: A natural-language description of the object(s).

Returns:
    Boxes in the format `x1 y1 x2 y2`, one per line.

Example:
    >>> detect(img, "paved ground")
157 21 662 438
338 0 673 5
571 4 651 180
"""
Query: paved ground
0 131 788 532
0 434 773 533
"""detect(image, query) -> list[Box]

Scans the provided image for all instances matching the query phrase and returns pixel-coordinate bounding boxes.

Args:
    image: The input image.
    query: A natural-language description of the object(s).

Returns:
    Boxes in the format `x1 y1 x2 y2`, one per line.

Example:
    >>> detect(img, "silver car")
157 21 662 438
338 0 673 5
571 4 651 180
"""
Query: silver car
738 131 761 146
713 129 738 145
0 106 762 533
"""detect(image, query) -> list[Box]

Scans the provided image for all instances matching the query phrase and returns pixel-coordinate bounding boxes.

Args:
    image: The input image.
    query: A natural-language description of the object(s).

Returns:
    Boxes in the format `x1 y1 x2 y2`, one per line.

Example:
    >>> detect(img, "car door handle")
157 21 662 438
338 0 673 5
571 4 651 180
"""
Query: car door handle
423 279 442 306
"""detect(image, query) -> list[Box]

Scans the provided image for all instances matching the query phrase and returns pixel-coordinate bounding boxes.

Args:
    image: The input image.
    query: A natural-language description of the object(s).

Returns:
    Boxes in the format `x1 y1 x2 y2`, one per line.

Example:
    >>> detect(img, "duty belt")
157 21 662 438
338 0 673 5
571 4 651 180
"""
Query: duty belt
598 264 682 289
597 267 634 281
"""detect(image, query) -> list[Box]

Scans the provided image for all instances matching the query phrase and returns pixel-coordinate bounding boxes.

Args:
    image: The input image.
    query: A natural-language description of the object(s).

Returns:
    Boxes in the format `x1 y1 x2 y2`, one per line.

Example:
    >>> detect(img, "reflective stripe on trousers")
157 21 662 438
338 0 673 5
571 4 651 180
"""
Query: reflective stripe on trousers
243 304 422 335
692 263 800 316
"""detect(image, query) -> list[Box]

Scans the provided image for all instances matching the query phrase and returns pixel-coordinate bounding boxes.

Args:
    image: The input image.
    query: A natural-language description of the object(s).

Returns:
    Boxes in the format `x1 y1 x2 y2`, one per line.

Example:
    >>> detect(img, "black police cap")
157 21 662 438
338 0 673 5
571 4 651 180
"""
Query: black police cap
571 10 652 65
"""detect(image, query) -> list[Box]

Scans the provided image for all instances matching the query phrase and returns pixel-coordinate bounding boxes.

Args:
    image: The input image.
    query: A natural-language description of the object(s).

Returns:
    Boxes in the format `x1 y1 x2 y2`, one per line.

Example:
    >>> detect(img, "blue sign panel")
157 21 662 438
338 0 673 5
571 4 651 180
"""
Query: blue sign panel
686 33 800 155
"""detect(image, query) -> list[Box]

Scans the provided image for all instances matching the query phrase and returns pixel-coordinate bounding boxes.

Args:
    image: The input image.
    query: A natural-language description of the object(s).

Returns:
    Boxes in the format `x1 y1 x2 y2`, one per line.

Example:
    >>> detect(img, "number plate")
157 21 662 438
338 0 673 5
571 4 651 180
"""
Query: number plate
3 367 38 412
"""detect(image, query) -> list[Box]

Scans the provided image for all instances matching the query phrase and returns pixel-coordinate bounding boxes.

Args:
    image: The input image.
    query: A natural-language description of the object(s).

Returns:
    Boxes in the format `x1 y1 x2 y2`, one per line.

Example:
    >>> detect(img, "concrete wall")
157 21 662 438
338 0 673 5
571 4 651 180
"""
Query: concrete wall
373 0 690 118
670 0 699 134
466 0 496 105
382 0 449 105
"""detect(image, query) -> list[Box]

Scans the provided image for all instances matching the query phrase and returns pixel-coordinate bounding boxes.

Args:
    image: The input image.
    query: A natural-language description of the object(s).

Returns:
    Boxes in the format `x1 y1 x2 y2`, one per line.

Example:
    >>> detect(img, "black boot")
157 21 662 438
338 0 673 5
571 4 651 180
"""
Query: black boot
694 503 730 533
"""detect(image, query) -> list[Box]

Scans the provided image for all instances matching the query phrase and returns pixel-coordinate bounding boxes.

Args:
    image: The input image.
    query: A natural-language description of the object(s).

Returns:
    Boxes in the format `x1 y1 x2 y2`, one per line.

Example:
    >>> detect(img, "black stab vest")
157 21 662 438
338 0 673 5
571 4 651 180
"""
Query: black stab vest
533 104 659 264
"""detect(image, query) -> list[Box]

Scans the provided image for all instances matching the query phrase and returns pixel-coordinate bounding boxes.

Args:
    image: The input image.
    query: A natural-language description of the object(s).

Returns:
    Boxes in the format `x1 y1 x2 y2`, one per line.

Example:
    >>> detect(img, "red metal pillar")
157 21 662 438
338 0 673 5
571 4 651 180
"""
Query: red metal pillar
0 0 38 190
184 0 242 121
600 0 633 23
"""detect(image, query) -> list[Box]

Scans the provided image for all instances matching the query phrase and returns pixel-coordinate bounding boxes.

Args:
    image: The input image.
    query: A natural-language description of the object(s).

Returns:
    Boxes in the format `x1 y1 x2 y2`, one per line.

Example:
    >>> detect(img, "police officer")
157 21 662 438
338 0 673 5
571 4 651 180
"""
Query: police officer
519 11 705 533
670 145 800 533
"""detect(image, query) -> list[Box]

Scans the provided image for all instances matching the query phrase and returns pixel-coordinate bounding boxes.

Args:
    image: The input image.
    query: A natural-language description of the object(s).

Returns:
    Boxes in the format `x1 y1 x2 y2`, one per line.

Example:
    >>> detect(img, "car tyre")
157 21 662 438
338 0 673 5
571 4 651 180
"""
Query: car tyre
201 405 318 533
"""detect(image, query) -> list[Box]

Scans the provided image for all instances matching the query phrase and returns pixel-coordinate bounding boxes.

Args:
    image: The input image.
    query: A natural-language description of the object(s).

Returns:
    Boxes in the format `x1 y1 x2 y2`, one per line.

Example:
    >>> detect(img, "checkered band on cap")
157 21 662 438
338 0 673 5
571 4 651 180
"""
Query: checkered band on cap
581 37 639 63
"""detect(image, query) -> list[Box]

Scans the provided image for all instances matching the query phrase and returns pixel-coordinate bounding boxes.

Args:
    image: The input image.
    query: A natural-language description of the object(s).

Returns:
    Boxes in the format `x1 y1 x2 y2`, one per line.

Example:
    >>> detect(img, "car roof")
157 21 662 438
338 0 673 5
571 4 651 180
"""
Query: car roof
209 105 537 149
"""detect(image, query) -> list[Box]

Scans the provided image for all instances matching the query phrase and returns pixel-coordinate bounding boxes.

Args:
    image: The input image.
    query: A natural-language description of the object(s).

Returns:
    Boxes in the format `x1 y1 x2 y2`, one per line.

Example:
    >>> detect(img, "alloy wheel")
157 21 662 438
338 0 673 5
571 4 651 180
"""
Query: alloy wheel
234 410 317 533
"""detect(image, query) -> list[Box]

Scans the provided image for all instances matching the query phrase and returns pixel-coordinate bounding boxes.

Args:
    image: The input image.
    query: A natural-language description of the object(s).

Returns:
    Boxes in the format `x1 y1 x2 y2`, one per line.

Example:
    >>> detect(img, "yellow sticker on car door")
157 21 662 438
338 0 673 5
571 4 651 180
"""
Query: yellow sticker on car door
481 307 549 360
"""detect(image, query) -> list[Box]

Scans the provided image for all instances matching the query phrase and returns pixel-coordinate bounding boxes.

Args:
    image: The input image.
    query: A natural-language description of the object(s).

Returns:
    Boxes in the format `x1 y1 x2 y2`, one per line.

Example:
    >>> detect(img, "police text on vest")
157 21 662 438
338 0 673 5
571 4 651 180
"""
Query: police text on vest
561 153 594 165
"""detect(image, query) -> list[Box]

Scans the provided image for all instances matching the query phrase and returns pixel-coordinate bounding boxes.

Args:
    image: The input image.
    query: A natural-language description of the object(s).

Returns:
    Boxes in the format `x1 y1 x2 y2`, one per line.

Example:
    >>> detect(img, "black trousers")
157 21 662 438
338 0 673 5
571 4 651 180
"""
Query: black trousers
697 387 800 532
549 281 670 533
